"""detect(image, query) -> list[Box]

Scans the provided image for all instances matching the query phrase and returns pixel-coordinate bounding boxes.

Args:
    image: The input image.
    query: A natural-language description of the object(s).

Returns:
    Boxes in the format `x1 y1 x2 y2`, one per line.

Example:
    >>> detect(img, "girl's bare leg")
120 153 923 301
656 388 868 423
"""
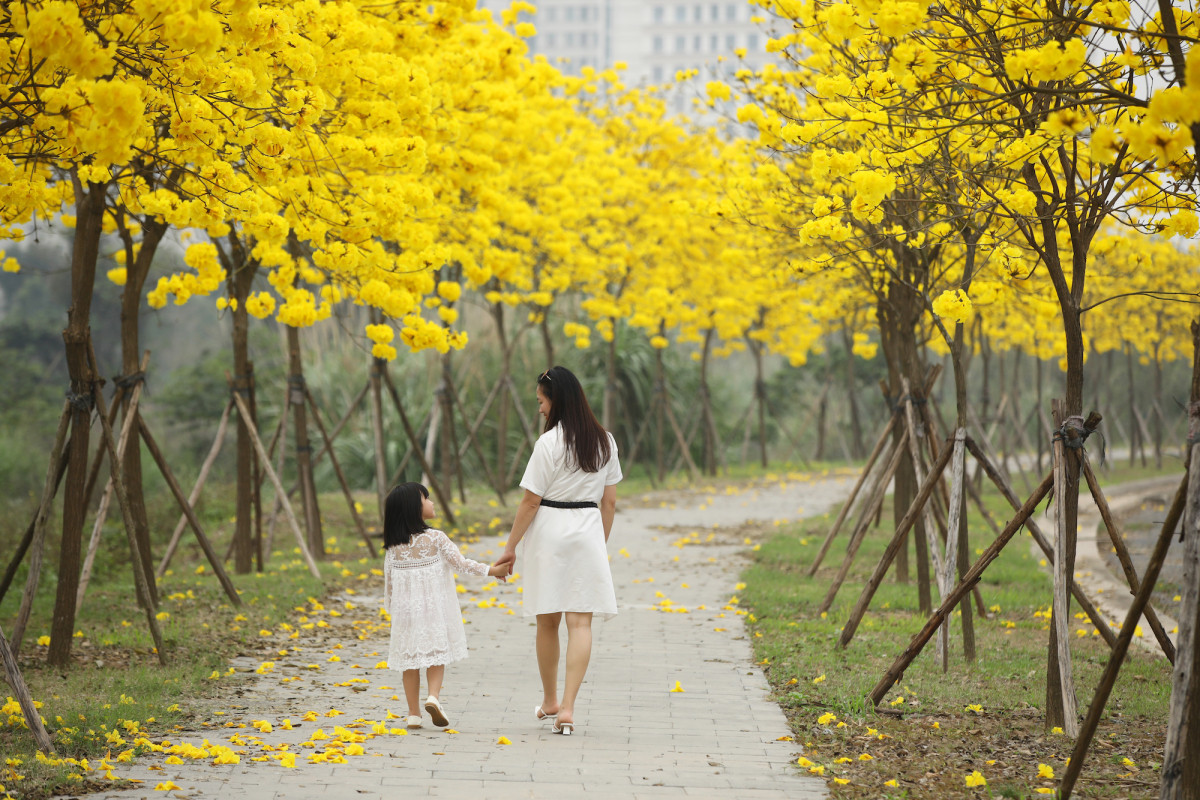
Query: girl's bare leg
426 664 445 699
558 612 593 726
536 612 562 715
402 669 422 717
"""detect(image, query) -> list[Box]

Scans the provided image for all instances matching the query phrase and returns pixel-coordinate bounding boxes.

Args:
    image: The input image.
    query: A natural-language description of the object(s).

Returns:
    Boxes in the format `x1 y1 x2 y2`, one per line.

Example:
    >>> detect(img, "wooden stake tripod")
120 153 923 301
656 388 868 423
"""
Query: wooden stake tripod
3 348 244 666
866 411 1177 738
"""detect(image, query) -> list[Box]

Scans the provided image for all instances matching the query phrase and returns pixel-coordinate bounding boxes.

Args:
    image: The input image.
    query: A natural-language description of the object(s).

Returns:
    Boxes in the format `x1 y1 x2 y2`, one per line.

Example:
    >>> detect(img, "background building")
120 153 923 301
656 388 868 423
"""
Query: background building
476 0 774 119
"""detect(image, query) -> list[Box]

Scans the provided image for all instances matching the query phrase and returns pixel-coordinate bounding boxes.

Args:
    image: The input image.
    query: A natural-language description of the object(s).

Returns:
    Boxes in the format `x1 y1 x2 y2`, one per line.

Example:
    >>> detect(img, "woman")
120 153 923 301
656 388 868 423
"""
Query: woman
500 365 621 736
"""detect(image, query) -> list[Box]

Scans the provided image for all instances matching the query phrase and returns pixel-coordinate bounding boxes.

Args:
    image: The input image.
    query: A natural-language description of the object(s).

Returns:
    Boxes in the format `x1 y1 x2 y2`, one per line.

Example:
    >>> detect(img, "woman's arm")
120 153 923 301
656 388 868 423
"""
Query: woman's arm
500 490 543 569
600 484 617 543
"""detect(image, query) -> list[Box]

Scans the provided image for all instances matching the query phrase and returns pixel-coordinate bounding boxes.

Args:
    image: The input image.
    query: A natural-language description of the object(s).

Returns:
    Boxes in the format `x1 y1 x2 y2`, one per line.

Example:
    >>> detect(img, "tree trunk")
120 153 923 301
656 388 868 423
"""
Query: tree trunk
48 177 108 667
878 274 928 613
1128 343 1142 467
1161 319 1200 800
117 218 166 606
842 326 865 458
751 338 768 468
287 324 323 558
493 301 511 485
603 325 618 433
225 237 258 576
699 329 719 475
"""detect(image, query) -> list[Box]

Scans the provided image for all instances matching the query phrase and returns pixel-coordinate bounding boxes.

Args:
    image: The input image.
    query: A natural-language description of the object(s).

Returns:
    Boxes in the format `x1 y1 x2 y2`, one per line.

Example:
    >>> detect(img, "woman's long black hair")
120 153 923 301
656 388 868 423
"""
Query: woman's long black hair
537 365 611 473
383 482 430 547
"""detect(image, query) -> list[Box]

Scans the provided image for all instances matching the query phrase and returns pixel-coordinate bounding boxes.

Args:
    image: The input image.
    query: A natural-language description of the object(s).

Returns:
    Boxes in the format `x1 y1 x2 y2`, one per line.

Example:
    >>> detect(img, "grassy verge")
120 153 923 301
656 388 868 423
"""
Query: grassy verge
0 480 518 800
740 462 1178 799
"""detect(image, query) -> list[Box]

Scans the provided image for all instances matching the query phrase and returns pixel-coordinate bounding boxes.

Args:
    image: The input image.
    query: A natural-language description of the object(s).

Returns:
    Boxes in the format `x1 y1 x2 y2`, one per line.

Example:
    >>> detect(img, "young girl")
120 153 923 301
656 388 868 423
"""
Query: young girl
382 482 509 729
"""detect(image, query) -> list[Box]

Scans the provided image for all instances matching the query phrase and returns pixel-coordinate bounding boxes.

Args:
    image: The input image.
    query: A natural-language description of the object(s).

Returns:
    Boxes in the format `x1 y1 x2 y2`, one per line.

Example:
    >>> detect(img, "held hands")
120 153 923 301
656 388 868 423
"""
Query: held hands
490 550 516 580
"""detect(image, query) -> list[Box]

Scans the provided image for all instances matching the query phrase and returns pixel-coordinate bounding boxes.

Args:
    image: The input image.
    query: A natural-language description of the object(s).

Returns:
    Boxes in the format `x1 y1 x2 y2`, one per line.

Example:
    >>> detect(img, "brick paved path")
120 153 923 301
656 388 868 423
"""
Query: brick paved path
61 474 852 800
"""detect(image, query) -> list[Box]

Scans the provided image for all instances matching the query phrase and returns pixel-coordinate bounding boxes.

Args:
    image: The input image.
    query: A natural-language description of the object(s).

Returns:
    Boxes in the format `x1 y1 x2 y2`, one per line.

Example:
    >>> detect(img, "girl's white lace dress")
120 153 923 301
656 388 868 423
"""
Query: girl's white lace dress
383 529 489 671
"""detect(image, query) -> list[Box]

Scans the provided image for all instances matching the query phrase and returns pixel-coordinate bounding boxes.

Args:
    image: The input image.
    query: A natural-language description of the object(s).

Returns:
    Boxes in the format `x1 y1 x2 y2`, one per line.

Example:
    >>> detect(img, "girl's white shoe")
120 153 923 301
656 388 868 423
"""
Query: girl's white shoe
424 695 450 727
405 715 423 729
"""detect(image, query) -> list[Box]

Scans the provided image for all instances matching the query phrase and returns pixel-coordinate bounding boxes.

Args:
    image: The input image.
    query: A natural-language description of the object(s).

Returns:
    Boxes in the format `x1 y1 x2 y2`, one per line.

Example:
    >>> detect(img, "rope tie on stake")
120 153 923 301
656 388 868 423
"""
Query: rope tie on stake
1053 414 1106 464
113 371 146 390
66 389 94 412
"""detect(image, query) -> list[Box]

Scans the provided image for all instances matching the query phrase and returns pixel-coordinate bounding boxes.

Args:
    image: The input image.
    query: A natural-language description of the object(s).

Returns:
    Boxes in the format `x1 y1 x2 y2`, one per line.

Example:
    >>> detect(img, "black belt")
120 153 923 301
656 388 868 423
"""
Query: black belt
540 499 598 509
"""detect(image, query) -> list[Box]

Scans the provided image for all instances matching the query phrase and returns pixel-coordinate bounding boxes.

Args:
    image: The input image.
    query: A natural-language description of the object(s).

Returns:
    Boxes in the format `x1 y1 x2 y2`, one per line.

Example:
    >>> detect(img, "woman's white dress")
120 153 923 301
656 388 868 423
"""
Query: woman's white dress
383 529 489 671
518 425 622 619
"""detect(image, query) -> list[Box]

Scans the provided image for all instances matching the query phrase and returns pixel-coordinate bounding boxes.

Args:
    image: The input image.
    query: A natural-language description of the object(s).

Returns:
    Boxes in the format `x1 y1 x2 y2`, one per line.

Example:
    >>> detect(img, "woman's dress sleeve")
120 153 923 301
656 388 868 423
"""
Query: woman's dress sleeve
604 433 623 485
519 434 556 496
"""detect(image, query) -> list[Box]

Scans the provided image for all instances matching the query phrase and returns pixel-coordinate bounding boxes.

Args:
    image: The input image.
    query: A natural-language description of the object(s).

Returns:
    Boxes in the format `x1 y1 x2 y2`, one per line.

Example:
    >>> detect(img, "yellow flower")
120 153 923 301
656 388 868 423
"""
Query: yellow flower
154 782 182 791
670 681 685 693
813 674 826 684
965 770 987 788
932 289 973 325
885 780 899 787
817 712 837 725
1038 763 1055 779
37 635 50 646
497 736 512 745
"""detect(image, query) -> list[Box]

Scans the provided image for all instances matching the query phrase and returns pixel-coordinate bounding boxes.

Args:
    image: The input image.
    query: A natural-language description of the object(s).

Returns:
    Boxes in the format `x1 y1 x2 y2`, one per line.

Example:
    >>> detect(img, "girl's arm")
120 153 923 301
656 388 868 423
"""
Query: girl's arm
432 531 496 578
382 550 392 609
499 490 542 570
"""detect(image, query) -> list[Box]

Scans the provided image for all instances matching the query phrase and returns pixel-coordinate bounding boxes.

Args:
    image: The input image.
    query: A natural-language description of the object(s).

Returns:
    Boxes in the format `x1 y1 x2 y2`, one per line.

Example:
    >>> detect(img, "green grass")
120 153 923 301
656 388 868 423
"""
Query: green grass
0 477 527 800
739 463 1176 799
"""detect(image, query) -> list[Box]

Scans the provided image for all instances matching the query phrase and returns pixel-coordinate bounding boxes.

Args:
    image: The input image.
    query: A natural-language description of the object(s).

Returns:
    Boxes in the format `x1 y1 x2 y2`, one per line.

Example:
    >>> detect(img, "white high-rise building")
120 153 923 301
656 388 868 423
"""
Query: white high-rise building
476 0 774 119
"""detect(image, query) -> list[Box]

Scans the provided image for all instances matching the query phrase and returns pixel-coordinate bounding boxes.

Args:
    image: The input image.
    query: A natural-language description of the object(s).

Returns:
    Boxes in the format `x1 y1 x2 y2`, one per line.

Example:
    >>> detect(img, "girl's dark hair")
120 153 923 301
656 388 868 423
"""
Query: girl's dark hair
537 365 611 473
383 482 430 547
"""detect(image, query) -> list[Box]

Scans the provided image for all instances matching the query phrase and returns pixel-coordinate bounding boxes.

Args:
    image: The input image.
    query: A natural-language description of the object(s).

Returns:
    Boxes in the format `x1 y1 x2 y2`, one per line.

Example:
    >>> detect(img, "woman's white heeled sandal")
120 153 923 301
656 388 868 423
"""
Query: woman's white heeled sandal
535 705 557 722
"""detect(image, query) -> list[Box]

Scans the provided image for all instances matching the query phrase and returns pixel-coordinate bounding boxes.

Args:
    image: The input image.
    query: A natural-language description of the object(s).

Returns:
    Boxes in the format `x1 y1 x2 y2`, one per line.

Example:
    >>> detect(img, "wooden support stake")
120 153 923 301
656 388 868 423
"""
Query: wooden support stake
869 471 1055 707
231 391 322 579
87 343 167 666
137 416 242 606
78 352 150 608
0 448 68 606
1059 471 1190 799
901 378 947 594
369 363 389 518
809 416 896 577
0 622 54 753
1081 455 1176 663
818 427 910 615
1050 403 1081 738
305 389 376 557
12 402 73 652
941 428 968 670
382 369 457 527
839 435 954 647
448 379 506 503
157 400 232 578
965 437 1118 648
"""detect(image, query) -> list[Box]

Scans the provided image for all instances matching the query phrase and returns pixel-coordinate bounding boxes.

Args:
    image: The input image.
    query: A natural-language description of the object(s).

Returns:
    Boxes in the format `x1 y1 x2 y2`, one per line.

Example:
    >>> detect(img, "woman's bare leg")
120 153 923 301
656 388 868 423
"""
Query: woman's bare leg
558 612 593 726
426 664 445 699
402 669 422 717
536 612 562 714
